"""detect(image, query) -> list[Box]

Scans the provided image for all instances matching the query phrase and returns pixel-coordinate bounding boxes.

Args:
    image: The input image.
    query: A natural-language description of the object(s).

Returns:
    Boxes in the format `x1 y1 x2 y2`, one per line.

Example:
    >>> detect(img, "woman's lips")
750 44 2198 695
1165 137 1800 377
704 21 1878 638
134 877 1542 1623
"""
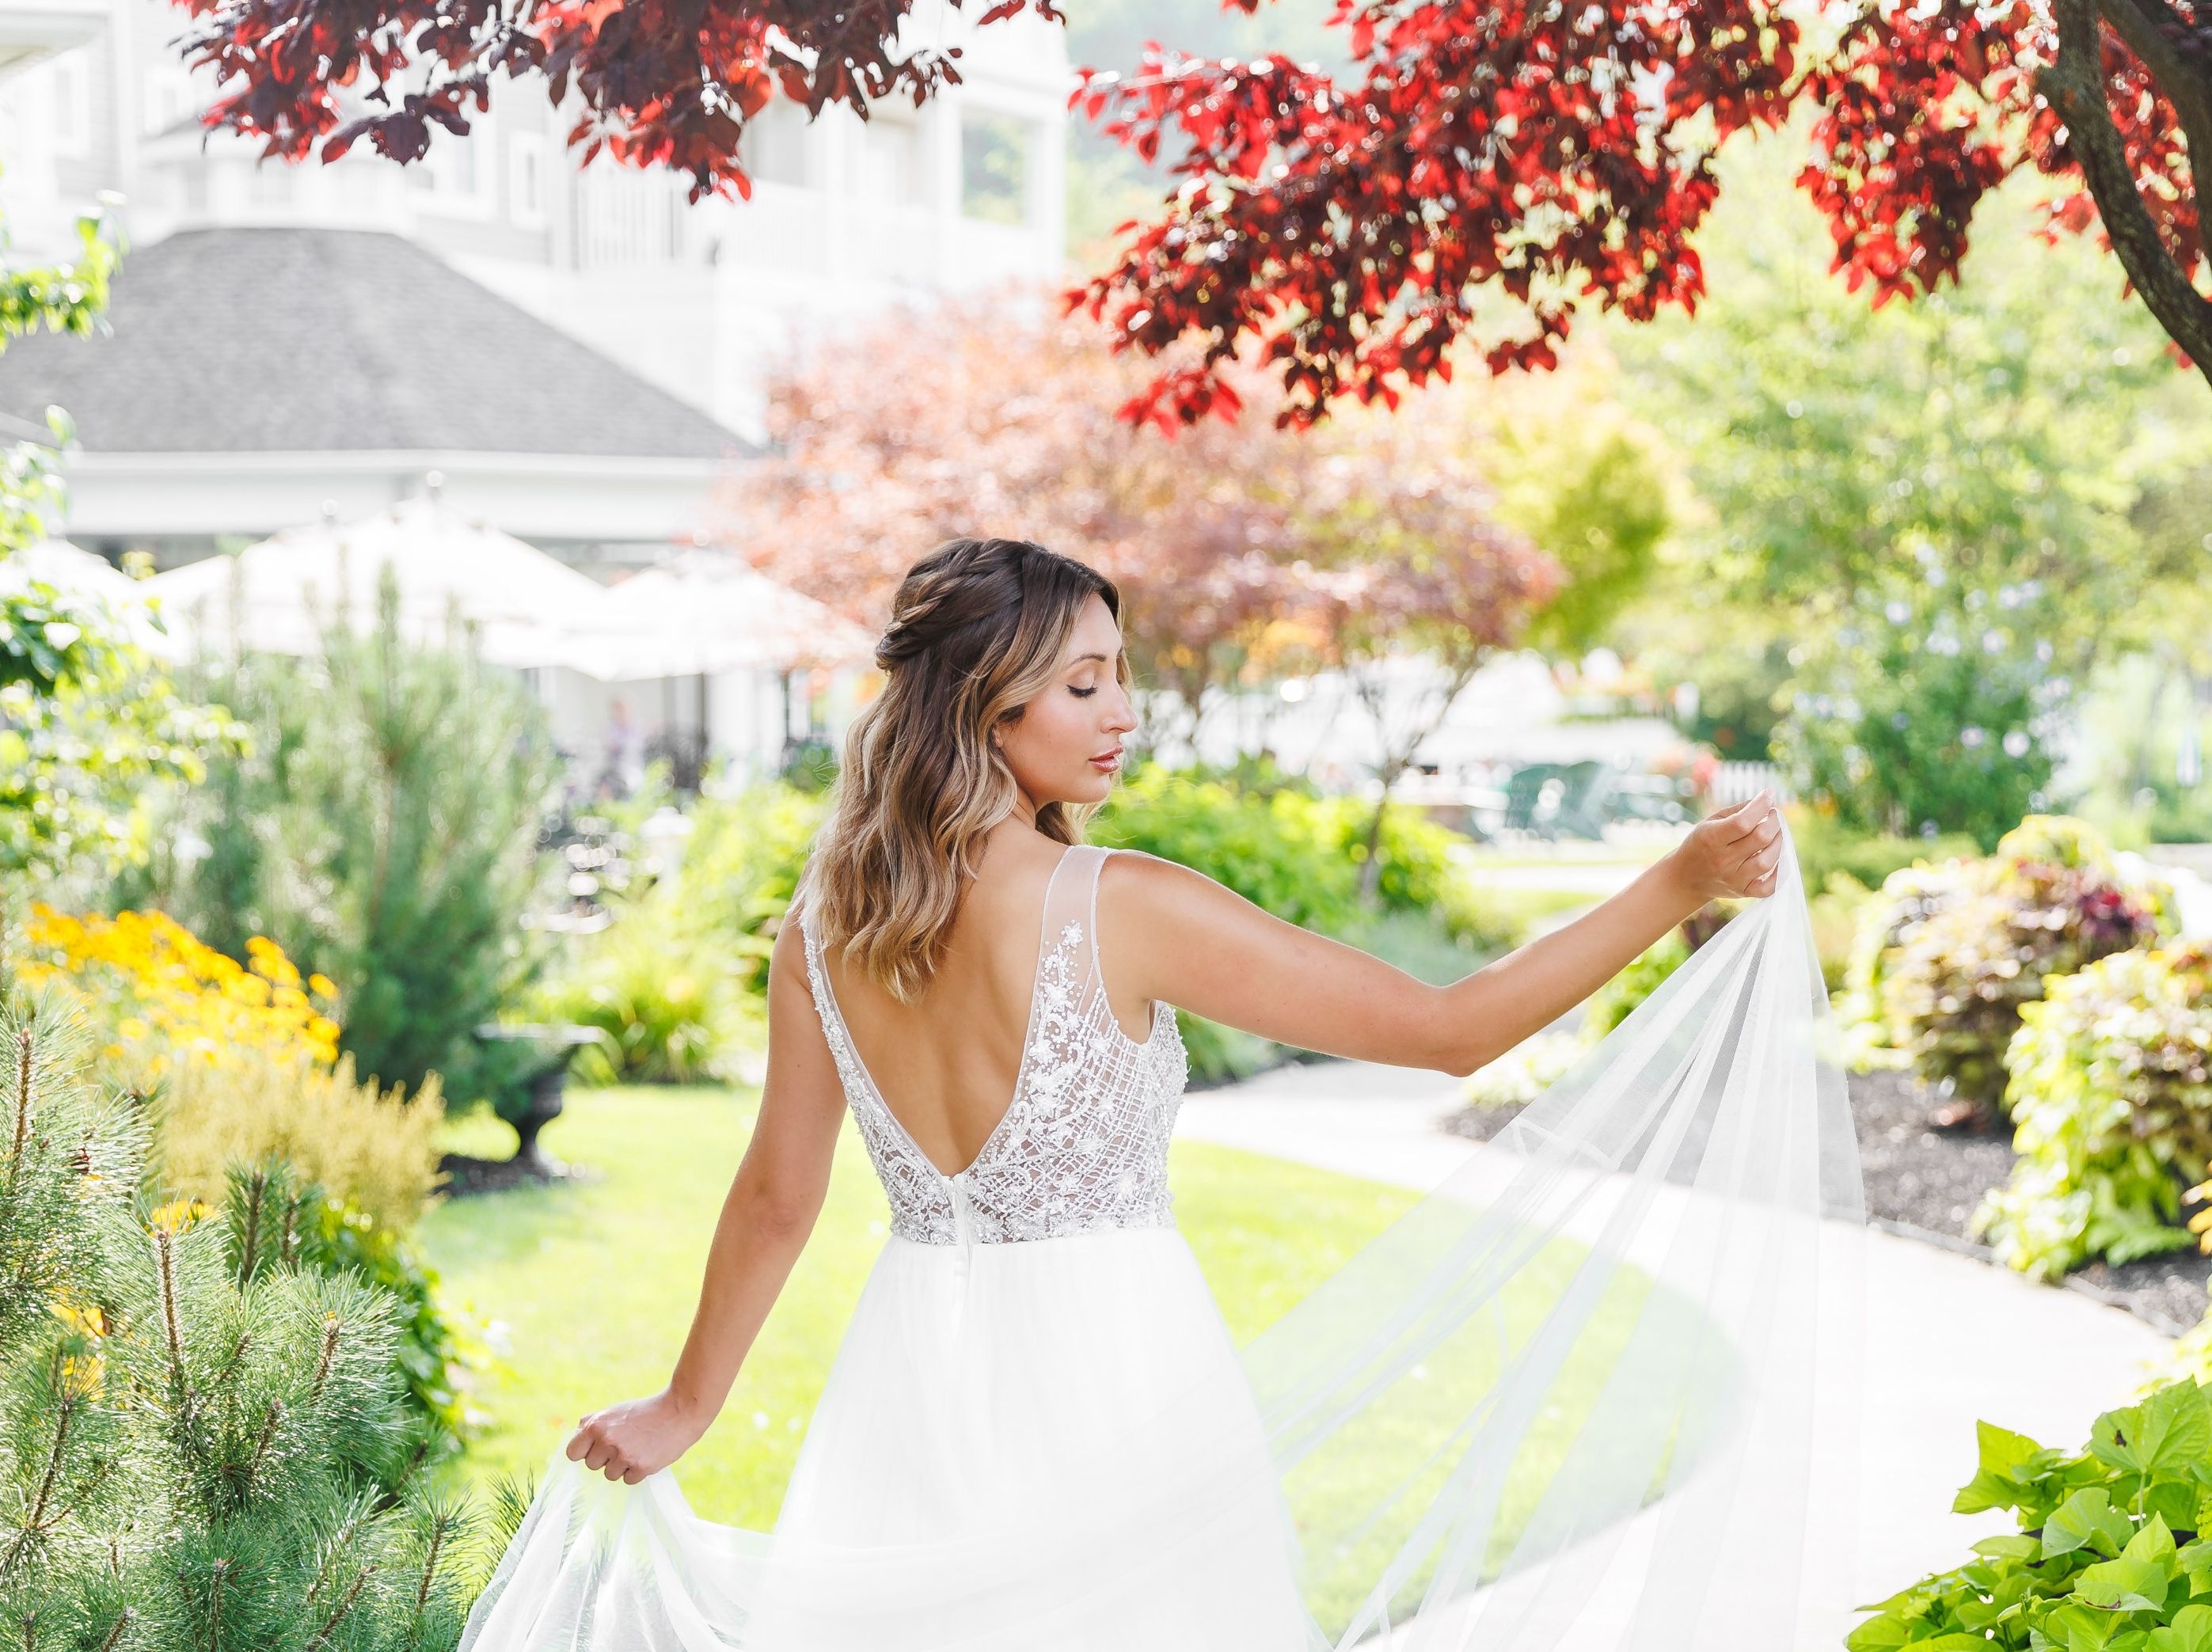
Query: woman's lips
1089 749 1123 771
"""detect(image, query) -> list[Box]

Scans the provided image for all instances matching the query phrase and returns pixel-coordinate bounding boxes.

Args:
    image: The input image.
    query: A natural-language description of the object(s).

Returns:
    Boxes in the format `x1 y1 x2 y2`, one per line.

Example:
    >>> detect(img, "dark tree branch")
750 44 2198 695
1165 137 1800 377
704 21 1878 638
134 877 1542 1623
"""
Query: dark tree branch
2042 0 2212 382
2096 0 2212 192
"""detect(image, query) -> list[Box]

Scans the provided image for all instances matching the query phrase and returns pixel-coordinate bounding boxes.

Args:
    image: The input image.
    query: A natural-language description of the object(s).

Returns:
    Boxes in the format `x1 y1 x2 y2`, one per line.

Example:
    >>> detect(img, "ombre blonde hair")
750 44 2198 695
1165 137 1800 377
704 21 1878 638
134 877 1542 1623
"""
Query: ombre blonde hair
796 537 1135 1004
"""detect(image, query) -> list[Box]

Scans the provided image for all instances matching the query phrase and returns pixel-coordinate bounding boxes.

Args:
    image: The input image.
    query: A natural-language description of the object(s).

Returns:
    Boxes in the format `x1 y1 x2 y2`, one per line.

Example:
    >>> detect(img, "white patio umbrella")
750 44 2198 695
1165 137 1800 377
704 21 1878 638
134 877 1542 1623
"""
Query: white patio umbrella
139 495 621 671
575 549 876 680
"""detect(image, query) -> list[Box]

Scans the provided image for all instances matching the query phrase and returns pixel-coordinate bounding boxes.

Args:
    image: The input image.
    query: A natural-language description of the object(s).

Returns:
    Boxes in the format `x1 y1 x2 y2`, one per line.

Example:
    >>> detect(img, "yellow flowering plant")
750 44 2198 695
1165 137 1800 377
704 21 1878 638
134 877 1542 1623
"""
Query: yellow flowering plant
15 904 341 1082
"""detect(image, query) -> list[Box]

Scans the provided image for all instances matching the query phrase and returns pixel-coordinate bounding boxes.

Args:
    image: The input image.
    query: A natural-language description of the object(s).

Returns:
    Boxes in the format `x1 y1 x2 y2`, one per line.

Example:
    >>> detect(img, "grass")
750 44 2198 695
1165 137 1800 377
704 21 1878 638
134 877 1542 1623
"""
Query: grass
418 1085 1420 1525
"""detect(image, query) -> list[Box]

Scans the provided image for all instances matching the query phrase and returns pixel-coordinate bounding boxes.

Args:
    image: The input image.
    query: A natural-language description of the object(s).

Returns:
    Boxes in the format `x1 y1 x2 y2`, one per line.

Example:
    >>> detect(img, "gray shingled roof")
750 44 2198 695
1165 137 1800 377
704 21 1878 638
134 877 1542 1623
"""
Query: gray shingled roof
0 226 756 460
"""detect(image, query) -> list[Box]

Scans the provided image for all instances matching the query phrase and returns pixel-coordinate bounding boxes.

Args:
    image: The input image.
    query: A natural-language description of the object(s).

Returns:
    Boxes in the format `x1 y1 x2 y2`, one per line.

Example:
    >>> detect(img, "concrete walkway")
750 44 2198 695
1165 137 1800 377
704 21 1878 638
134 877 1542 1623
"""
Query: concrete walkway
1180 1055 2176 1648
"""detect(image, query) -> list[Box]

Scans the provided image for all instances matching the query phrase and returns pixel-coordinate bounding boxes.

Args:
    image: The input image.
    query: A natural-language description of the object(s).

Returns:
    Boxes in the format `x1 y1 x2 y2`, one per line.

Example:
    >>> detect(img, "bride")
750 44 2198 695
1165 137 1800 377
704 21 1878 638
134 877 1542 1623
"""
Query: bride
455 536 1838 1652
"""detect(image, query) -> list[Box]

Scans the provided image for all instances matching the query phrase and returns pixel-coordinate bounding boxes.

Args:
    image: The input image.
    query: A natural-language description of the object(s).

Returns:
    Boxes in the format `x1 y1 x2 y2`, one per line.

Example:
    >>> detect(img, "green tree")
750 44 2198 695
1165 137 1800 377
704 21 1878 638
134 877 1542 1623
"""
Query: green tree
1619 131 2202 841
116 568 563 1103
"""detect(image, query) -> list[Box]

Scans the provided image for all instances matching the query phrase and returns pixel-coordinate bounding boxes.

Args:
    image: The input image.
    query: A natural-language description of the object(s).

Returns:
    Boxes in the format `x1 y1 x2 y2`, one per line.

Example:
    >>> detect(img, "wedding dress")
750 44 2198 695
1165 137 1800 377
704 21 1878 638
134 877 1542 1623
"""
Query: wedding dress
454 826 1867 1651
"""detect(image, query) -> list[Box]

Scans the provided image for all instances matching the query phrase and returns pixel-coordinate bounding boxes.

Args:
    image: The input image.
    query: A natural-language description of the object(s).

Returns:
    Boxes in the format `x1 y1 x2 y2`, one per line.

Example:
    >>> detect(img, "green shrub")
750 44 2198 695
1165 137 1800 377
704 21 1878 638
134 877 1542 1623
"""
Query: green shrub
153 1043 447 1230
526 891 758 1085
1972 944 2212 1278
1884 858 2158 1117
677 777 830 1002
1093 758 1519 1081
1094 761 1366 935
1807 872 1884 997
1849 1378 2212 1652
1840 815 2162 1109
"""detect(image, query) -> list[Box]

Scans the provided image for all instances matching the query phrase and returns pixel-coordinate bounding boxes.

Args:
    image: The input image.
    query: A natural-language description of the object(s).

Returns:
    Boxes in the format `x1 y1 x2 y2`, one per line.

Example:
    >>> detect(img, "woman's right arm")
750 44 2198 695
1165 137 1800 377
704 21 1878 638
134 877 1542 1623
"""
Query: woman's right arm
1111 793 1784 1080
565 901 848 1483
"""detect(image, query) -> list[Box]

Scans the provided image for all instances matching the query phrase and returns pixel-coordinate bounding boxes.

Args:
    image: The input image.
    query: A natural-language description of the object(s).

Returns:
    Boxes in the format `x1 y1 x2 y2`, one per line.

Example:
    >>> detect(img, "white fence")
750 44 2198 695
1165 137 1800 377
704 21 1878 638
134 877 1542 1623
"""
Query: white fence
1711 761 1792 806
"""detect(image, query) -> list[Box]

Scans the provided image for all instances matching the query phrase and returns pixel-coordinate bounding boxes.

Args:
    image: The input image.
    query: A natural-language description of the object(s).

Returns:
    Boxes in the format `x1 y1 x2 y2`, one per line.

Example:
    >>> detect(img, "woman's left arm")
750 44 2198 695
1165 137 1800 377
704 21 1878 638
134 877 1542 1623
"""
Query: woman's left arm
565 903 847 1483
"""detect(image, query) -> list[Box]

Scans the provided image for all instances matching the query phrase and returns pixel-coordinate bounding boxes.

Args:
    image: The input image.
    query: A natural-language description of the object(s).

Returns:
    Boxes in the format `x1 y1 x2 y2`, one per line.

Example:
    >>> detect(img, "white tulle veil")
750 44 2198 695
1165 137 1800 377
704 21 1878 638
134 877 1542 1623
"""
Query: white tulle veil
453 814 1868 1650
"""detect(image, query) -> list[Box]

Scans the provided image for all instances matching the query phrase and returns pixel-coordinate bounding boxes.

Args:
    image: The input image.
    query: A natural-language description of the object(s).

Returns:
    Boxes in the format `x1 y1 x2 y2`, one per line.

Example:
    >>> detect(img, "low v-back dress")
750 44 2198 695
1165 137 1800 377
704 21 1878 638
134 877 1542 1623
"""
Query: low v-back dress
771 841 1313 1644
454 841 1320 1652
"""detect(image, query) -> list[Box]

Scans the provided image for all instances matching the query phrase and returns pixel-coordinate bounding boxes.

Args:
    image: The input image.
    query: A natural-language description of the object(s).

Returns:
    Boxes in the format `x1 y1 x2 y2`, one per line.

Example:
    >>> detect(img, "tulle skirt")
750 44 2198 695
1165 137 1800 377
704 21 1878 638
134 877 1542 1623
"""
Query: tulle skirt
458 1223 1321 1652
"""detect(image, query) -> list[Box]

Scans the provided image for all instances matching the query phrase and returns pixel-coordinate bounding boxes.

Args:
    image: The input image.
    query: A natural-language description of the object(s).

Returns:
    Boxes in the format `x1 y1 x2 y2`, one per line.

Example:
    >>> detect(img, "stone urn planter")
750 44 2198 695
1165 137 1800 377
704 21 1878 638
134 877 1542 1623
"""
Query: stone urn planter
447 1022 610 1188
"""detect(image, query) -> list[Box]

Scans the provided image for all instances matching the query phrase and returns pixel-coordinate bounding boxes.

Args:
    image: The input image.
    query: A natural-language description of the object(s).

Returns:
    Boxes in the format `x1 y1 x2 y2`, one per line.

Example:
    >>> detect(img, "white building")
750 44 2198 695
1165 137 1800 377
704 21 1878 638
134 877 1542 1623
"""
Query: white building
0 0 1071 571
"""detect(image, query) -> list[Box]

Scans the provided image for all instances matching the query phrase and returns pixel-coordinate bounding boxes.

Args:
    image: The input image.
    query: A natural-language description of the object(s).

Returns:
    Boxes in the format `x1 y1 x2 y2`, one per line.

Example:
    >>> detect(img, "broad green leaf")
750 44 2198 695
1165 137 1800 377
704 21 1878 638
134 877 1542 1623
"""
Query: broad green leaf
2128 1516 2180 1564
2074 1551 2172 1614
1975 1535 2045 1562
2047 1598 2126 1650
1842 1617 1912 1651
2149 1602 2212 1652
2098 1388 2212 1483
1959 1420 2050 1513
2047 1489 2137 1561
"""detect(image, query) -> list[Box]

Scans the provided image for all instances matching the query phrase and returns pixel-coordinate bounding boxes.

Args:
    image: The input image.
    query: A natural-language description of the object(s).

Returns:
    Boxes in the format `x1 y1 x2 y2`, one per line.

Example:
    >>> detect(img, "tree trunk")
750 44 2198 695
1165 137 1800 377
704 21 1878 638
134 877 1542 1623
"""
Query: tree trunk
2040 0 2212 389
1359 780 1393 905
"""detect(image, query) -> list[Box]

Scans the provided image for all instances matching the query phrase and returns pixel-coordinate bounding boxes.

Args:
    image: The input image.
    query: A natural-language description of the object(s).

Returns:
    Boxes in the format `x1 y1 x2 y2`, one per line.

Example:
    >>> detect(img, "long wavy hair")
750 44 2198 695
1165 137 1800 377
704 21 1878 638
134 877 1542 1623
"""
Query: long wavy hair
796 537 1133 1004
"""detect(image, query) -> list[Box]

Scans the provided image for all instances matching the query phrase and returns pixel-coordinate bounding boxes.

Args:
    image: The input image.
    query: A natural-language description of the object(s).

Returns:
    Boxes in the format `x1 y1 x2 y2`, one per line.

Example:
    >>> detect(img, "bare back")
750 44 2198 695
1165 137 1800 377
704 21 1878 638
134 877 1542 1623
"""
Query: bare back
808 835 1161 1182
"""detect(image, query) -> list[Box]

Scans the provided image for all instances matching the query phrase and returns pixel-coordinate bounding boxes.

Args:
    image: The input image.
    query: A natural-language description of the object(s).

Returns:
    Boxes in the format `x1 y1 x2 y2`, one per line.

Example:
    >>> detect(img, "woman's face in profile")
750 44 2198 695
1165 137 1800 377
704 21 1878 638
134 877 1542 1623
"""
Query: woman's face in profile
995 594 1139 811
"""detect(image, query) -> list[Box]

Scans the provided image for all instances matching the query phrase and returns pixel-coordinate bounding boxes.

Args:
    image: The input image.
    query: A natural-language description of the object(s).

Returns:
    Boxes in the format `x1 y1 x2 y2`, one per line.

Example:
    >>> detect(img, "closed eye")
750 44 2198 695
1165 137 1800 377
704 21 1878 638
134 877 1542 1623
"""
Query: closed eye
1070 685 1098 698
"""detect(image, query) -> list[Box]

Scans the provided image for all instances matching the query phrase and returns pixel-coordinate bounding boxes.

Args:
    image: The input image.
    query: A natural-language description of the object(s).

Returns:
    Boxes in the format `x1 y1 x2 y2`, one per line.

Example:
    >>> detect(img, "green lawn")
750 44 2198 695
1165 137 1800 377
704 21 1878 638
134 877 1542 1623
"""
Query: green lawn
419 1085 1420 1526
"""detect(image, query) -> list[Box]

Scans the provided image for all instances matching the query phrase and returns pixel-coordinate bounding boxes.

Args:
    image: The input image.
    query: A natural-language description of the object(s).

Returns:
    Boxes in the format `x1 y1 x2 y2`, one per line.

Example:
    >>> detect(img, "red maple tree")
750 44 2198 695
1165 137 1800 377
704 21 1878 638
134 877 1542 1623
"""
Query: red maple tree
172 0 2209 421
713 288 1561 780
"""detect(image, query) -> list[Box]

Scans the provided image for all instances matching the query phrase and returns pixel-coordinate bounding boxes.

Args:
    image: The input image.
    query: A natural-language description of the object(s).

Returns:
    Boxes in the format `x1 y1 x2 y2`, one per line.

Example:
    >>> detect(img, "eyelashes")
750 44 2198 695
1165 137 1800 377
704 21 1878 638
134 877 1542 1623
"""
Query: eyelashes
1070 685 1098 698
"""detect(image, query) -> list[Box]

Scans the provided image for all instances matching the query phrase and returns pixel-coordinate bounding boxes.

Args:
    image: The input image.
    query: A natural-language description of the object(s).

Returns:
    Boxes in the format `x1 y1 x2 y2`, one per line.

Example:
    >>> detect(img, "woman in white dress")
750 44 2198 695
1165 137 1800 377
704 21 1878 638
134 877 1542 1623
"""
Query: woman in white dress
459 537 1795 1652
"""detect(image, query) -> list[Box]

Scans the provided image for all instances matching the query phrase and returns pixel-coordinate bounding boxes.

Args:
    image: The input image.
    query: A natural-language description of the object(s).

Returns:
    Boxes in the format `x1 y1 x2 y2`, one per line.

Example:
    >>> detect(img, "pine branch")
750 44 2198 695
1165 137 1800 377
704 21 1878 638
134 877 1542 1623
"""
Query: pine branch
303 1506 367 1608
309 1317 341 1403
236 1168 268 1287
412 1505 458 1618
93 1610 131 1652
242 1397 284 1499
1 1388 77 1577
302 1564 373 1652
7 1030 30 1193
198 1555 230 1652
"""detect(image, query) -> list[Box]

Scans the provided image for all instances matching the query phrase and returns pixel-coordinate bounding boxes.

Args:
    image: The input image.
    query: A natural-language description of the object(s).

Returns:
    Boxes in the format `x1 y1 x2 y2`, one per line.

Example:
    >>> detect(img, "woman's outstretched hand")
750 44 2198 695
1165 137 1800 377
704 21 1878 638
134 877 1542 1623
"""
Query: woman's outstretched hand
566 1388 711 1484
1666 790 1787 905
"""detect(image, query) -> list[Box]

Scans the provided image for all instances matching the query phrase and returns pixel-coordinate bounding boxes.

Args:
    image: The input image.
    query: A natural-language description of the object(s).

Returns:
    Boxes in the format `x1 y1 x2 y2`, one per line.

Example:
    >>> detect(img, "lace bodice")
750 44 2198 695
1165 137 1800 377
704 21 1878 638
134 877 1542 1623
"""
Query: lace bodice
797 843 1190 1246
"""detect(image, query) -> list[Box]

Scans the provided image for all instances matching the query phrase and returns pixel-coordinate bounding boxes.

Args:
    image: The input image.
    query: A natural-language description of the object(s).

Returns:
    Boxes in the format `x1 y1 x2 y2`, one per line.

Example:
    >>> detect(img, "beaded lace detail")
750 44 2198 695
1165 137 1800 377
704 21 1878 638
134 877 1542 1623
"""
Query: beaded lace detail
798 844 1189 1246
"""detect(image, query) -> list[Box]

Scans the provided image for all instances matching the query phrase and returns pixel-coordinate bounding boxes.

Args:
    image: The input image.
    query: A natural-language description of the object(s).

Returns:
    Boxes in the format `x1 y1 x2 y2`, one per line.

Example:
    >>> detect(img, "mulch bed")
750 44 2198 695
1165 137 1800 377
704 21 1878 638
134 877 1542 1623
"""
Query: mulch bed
435 1151 604 1197
1445 1066 2212 1338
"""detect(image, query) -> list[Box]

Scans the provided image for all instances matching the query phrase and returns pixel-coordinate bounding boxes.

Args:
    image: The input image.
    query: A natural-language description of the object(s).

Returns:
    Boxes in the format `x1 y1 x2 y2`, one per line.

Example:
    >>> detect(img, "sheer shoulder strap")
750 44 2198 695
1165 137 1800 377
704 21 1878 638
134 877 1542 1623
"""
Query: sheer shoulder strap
1028 843 1110 1042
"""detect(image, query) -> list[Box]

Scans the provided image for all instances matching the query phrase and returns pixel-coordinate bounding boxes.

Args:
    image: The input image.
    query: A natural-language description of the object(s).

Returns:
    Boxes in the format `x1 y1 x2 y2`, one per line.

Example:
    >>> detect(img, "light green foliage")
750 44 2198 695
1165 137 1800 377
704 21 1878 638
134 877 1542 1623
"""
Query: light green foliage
1617 135 2190 845
1096 757 1510 947
153 1043 447 1231
0 958 492 1652
526 896 759 1086
1095 759 1517 1079
1849 1380 2212 1651
1974 944 2212 1279
523 773 822 1082
0 204 236 884
1772 571 2069 849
